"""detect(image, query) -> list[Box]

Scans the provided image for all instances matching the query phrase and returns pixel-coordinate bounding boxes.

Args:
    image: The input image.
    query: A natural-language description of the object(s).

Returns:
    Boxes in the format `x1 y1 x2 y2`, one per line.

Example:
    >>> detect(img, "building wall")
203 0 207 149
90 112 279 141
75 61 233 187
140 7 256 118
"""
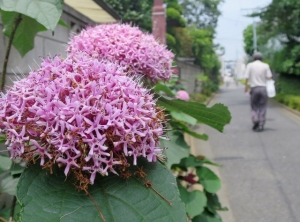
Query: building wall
0 4 96 86
176 59 203 94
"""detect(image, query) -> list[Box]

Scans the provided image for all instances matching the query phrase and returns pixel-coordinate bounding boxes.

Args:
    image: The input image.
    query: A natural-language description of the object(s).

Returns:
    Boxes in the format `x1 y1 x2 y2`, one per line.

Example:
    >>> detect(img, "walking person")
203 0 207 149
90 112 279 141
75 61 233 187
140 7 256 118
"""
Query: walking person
244 52 272 132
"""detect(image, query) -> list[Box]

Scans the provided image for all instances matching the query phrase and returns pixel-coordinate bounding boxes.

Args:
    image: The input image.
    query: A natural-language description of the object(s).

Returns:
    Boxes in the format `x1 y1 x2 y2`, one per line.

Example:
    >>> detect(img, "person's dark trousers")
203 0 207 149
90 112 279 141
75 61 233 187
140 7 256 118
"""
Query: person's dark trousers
250 86 268 128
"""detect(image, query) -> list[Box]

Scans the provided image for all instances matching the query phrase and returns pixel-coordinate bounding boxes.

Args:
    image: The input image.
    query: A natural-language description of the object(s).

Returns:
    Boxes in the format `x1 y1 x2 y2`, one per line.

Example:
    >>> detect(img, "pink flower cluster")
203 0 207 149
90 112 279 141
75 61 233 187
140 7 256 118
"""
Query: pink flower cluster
0 54 165 184
176 90 190 101
67 23 174 83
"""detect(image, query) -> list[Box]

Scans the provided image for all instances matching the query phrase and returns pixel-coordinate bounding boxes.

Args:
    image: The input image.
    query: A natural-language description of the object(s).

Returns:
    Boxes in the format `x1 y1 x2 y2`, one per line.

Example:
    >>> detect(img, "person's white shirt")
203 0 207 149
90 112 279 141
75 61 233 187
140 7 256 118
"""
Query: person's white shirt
244 60 272 87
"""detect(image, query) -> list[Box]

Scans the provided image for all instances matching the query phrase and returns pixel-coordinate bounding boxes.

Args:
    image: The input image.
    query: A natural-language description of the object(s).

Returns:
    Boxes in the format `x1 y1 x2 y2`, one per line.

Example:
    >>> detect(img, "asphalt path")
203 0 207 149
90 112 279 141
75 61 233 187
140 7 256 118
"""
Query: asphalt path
195 83 300 222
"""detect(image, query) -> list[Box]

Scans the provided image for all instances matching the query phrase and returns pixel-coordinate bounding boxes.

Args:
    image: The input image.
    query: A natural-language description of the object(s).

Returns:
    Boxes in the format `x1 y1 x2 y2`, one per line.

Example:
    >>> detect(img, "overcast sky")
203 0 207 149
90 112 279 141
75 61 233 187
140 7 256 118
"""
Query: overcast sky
215 0 272 61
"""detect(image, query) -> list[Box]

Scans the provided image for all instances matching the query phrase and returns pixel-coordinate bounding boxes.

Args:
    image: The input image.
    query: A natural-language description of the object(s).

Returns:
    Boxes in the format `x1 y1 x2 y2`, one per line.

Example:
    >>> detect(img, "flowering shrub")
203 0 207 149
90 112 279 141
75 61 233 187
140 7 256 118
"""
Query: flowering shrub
0 54 166 185
67 23 174 83
0 22 230 221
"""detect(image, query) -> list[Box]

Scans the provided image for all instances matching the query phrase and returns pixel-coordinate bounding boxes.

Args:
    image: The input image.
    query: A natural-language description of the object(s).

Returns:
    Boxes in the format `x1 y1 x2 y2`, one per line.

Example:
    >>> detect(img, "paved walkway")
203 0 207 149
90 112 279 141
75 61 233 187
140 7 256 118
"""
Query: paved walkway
192 84 300 222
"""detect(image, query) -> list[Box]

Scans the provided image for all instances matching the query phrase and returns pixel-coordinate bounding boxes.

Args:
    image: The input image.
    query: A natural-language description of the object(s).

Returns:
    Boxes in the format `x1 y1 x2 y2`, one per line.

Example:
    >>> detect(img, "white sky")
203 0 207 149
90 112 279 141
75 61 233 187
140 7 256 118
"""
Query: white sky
215 0 272 61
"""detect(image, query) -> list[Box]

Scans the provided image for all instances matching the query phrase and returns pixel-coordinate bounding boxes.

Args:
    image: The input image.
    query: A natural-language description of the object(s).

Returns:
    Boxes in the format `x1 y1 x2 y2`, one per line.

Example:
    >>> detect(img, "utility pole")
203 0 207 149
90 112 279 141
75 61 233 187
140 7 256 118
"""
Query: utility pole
241 8 259 54
252 21 257 53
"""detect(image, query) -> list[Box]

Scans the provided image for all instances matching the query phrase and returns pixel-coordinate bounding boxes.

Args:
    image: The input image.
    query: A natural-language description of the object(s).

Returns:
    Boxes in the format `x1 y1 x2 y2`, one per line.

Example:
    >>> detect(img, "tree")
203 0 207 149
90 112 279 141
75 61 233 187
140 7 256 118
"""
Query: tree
165 0 187 54
179 0 223 32
253 0 300 45
104 0 153 32
251 0 300 75
243 24 255 56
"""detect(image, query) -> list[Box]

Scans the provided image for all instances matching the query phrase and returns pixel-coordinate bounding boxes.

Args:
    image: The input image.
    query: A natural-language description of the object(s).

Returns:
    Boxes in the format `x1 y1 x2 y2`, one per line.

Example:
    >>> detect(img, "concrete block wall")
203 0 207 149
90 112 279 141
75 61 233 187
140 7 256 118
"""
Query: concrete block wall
176 58 203 94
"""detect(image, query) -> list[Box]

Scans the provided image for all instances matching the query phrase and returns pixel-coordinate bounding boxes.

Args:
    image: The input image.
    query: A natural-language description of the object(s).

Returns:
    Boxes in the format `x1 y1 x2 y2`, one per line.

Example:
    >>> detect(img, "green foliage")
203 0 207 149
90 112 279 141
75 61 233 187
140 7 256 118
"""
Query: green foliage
156 78 230 220
17 160 187 222
274 94 300 111
0 155 11 173
193 209 222 222
166 1 183 14
174 155 226 219
178 182 207 218
0 3 231 219
242 24 271 57
276 75 300 96
243 24 254 56
187 27 221 87
1 173 19 196
179 0 223 32
196 74 219 97
166 33 177 51
0 135 6 143
166 7 186 27
249 0 300 76
169 120 209 140
0 0 64 57
170 111 197 125
190 93 208 103
161 131 190 169
1 10 47 56
272 45 300 76
0 0 63 30
274 75 300 111
174 27 194 57
154 82 175 96
104 0 153 32
158 97 231 132
252 0 300 44
196 167 221 193
165 0 187 55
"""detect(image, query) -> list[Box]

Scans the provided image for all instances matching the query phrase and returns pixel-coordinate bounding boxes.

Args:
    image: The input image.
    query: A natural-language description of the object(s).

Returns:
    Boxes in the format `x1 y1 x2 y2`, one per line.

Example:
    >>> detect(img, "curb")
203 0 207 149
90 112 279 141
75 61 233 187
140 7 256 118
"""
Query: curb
270 99 300 118
189 90 236 222
206 93 216 105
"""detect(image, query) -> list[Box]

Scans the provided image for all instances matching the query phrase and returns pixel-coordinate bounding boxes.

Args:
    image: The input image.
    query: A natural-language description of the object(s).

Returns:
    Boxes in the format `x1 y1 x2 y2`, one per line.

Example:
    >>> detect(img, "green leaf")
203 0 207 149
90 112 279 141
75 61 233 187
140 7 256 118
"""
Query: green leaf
17 159 187 222
0 173 19 196
0 155 11 172
170 111 197 126
196 167 221 193
179 155 203 168
1 11 47 56
201 158 222 167
178 182 207 218
0 135 6 143
10 162 25 176
0 200 22 221
171 121 208 140
158 97 231 132
206 192 228 215
154 83 175 96
0 0 63 30
192 210 222 222
58 18 69 28
161 131 190 169
0 207 10 221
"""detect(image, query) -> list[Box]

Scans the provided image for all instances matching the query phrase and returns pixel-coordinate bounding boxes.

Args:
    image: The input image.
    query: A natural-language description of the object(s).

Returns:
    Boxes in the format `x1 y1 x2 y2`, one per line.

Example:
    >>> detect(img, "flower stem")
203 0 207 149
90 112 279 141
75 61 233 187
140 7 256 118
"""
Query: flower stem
9 196 17 222
1 13 22 90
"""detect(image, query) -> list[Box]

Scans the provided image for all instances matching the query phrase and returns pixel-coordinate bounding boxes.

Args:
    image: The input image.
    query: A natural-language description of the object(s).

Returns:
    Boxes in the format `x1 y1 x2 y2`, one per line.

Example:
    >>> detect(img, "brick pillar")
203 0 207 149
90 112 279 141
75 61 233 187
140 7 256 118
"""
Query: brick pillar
152 0 166 45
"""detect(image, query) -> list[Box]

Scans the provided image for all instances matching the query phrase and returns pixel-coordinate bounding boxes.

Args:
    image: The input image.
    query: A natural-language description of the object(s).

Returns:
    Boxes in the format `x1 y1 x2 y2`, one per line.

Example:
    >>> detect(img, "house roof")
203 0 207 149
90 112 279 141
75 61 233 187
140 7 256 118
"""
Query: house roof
64 0 121 23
